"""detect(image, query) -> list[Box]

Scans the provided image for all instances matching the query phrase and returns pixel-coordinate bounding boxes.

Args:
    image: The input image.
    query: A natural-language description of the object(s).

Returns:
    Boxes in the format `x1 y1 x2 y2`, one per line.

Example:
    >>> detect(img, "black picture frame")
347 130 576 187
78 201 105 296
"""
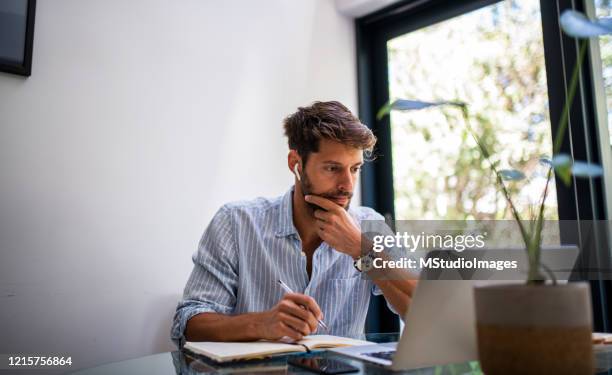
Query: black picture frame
0 0 36 77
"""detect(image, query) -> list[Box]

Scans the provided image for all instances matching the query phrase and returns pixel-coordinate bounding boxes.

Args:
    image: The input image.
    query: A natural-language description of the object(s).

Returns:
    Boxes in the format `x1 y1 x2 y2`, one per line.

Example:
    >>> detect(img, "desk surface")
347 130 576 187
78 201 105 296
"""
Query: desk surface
72 333 612 375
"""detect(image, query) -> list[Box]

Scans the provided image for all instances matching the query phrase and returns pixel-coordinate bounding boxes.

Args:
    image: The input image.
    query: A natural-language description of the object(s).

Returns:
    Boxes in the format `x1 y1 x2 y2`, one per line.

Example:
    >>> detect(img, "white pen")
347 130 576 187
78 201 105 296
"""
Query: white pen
277 279 329 332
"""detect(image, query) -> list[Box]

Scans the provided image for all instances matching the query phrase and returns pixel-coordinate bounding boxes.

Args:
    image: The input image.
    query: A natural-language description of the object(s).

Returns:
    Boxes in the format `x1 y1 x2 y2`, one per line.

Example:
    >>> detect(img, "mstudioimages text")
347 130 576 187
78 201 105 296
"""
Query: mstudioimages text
372 256 518 271
371 232 486 252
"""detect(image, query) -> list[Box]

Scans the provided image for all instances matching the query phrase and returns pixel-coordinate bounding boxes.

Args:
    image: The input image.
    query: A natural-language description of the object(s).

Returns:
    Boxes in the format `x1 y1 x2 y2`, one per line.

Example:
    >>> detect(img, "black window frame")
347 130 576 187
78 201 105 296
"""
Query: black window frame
357 0 611 333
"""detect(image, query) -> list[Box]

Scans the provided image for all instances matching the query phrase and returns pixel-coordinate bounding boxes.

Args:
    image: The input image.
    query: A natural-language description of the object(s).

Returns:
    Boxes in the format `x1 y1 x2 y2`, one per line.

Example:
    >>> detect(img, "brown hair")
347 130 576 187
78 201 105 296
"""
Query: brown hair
283 101 376 164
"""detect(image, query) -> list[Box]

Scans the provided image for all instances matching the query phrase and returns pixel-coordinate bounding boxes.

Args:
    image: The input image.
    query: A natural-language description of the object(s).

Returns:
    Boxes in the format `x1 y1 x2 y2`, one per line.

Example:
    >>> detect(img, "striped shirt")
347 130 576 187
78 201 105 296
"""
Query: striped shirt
171 187 393 347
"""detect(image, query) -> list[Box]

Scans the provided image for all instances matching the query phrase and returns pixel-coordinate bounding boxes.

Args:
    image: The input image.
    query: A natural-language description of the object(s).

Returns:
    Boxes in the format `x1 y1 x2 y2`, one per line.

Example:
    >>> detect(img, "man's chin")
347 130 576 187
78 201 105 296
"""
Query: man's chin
330 197 350 208
305 199 351 213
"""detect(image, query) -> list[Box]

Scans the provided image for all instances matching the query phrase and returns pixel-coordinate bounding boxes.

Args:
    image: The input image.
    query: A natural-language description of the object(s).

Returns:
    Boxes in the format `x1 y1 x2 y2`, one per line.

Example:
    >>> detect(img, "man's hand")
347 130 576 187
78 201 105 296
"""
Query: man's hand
256 293 323 341
305 195 362 259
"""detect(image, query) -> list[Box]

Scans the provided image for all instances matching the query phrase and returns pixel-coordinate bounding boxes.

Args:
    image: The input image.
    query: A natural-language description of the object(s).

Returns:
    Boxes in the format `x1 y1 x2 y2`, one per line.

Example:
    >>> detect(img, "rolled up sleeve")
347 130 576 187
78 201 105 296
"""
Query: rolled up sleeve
171 206 238 347
359 209 419 317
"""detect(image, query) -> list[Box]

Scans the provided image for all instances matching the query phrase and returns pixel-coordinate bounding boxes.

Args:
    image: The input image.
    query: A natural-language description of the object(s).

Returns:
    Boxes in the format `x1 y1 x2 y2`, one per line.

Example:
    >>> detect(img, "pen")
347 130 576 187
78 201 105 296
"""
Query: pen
277 279 330 333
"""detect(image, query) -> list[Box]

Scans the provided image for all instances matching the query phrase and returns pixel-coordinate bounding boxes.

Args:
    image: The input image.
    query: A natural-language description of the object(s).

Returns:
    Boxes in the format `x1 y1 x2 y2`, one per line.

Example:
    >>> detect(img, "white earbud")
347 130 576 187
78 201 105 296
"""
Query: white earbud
293 163 301 181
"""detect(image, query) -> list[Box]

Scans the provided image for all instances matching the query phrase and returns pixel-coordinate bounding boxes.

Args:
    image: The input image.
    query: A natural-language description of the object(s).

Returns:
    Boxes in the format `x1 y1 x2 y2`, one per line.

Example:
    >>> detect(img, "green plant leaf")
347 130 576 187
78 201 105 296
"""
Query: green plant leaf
500 169 526 181
551 154 571 167
572 161 604 177
550 155 603 182
560 10 612 38
539 156 552 166
556 166 572 186
376 101 393 121
552 156 572 186
376 99 466 120
552 154 573 185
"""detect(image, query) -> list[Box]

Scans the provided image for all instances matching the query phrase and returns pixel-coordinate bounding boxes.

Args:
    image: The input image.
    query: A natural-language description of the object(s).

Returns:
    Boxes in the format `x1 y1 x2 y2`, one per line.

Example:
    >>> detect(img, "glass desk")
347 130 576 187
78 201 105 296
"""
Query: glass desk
72 333 612 375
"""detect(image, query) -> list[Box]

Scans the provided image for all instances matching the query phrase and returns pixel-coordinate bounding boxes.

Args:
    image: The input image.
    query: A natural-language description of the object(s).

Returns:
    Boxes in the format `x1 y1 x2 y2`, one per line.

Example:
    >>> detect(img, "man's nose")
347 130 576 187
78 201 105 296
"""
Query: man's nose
337 169 354 193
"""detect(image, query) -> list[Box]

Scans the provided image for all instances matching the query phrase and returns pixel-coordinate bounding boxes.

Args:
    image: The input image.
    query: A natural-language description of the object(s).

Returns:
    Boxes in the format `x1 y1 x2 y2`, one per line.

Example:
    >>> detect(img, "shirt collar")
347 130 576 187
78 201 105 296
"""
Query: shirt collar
276 186 298 237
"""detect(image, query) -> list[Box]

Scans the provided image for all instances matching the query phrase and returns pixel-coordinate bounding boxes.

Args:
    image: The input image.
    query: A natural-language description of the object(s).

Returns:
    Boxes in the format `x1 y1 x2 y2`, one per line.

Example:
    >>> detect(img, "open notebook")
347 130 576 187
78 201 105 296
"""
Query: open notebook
183 335 373 363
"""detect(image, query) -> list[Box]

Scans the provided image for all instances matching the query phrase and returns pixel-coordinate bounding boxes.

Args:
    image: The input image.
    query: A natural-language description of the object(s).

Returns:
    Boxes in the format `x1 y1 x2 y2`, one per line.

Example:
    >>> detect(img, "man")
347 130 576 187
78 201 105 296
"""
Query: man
171 101 416 346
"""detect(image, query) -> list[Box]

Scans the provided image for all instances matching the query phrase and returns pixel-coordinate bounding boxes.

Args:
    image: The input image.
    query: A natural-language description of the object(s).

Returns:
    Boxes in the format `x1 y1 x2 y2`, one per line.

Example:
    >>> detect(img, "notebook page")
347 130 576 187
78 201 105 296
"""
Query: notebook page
184 341 305 362
298 334 374 350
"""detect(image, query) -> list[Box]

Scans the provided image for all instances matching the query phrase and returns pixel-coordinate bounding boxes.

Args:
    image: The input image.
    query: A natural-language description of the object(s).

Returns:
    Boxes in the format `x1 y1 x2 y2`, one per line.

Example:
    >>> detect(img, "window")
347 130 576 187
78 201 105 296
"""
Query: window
593 0 612 146
589 0 612 233
358 0 610 333
387 1 557 221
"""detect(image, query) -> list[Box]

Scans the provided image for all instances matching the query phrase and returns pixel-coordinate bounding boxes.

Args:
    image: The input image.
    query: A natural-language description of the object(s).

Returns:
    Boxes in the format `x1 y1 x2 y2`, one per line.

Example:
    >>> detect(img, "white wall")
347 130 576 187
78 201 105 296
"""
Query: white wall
0 0 357 371
335 0 401 17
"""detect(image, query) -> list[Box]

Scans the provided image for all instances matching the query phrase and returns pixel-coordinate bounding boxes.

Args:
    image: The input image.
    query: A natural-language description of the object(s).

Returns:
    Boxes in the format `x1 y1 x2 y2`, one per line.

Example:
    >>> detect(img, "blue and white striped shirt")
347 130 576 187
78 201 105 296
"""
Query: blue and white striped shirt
171 187 392 346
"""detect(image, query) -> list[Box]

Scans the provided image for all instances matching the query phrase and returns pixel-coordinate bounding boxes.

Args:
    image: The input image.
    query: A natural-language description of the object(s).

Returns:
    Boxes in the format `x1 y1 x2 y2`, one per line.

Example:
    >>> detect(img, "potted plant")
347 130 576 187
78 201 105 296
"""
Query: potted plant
378 9 609 375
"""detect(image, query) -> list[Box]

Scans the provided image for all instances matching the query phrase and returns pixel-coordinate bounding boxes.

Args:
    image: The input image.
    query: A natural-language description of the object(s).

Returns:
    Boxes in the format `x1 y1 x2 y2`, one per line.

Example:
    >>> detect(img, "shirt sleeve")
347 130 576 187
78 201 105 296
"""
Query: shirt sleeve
171 205 238 347
358 207 418 317
371 284 399 315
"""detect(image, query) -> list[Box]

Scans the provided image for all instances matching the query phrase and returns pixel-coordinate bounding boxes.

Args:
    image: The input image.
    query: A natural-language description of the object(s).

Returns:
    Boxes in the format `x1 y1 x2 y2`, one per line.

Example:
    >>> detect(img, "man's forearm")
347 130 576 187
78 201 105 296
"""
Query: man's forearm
366 248 418 317
185 294 323 342
185 312 264 342
371 278 417 317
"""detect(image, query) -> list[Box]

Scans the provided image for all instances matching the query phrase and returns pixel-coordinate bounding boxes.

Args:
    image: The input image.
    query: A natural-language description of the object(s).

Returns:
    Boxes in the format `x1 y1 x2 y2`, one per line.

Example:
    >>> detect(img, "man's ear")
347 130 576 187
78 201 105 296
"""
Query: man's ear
287 150 302 180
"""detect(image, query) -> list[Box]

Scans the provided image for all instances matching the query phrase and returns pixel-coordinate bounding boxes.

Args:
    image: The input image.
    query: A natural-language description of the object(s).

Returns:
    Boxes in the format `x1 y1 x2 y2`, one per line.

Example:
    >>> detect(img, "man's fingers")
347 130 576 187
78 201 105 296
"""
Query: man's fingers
278 322 303 341
315 219 327 231
284 293 323 320
305 195 340 212
279 312 314 336
284 309 318 333
279 298 310 321
316 227 329 243
313 209 332 222
279 299 315 323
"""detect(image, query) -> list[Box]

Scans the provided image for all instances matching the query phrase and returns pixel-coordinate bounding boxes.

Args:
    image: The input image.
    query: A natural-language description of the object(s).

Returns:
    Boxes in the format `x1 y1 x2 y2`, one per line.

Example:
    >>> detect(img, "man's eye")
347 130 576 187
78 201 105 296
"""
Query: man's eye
325 166 338 172
352 167 361 173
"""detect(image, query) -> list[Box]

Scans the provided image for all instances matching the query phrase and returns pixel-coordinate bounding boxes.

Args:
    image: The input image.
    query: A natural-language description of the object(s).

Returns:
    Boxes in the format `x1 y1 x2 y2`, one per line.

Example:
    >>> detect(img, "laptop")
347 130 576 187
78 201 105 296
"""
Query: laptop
330 246 579 371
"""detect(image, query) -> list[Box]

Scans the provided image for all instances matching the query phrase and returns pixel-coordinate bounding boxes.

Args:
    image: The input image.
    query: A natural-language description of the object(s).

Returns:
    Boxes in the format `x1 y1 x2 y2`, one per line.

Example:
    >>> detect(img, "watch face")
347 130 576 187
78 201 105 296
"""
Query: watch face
361 255 374 271
353 258 361 272
355 252 377 272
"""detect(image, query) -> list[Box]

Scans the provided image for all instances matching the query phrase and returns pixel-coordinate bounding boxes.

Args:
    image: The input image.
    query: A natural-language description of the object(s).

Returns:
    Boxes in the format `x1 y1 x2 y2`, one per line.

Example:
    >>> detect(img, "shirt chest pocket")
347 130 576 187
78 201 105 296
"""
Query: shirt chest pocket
317 276 371 335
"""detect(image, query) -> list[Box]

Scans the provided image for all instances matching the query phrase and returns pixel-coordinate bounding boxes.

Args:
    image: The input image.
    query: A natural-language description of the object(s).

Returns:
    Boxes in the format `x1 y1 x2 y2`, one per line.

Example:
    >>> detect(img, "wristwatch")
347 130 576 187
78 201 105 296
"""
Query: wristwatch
354 250 378 272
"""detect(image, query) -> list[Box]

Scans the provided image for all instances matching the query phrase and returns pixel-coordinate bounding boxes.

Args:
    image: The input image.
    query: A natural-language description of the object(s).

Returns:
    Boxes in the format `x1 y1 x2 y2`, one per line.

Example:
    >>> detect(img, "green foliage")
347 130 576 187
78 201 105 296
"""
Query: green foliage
382 3 605 283
386 0 556 222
